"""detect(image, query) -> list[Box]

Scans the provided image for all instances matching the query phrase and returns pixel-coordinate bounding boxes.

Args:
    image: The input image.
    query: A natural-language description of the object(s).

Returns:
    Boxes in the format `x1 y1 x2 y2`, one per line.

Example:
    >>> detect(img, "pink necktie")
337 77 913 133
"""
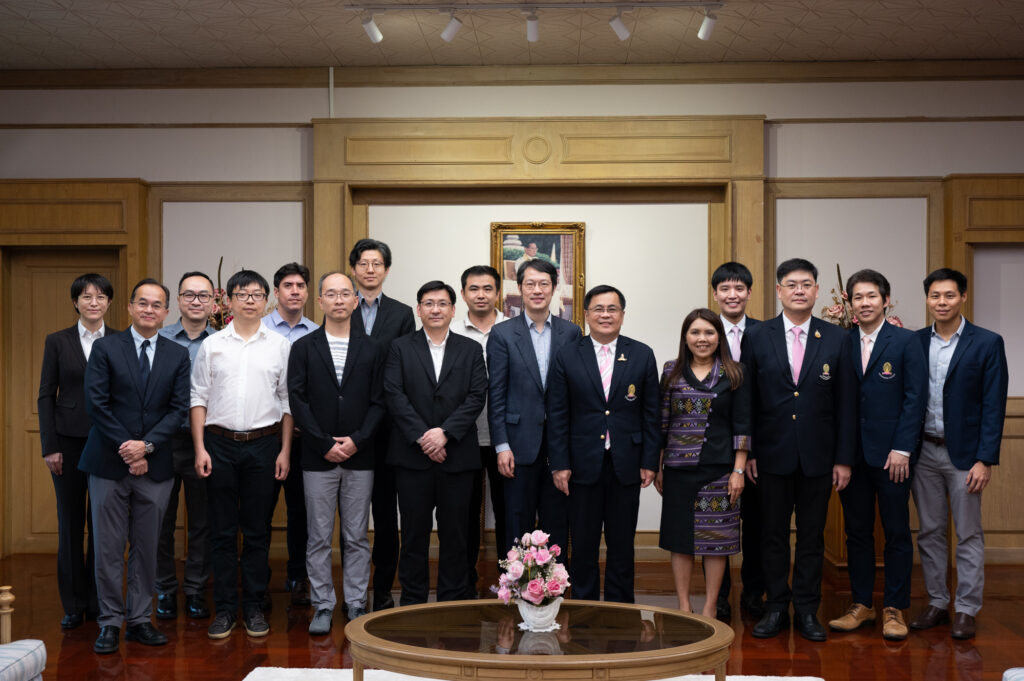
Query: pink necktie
791 328 804 383
729 326 742 361
862 336 872 373
599 345 612 448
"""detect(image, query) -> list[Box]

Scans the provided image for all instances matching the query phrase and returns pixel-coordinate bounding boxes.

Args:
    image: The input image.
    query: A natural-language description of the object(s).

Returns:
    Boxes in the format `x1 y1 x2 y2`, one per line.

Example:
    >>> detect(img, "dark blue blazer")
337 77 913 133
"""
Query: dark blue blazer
742 314 856 476
486 314 582 464
849 322 927 468
546 335 660 486
79 328 191 482
916 319 1008 470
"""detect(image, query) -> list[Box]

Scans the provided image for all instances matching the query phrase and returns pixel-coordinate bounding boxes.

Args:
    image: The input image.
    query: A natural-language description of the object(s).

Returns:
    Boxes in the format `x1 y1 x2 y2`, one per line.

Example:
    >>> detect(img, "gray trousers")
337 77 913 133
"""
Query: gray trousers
89 473 174 628
911 440 985 616
304 467 373 611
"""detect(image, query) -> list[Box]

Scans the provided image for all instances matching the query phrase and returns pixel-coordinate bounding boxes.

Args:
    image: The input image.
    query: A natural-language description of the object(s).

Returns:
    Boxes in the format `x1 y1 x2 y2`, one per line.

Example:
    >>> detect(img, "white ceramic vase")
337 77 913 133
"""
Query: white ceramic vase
517 596 563 632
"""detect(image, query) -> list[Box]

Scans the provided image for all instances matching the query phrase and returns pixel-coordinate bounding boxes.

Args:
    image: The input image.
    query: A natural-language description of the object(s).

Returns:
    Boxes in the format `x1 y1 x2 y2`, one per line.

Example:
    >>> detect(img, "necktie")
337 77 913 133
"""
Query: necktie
729 326 742 361
791 328 804 383
862 336 873 373
599 345 613 449
139 339 151 389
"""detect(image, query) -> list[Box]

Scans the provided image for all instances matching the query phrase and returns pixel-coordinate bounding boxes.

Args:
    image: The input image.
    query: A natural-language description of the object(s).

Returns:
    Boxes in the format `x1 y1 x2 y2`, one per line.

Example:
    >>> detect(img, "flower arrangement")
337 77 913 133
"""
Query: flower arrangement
820 264 904 329
493 530 569 607
209 256 233 330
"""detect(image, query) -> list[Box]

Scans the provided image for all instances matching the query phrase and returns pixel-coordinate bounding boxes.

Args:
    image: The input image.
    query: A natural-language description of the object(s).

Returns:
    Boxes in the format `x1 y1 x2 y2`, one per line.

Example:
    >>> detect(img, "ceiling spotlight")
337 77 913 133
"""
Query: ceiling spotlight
526 11 539 42
441 12 463 42
362 15 383 43
697 10 716 40
608 11 630 41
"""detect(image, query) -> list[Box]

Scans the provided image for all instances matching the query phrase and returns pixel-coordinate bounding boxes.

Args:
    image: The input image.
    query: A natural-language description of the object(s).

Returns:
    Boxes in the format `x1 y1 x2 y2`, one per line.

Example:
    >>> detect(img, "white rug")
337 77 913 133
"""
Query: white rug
245 669 823 681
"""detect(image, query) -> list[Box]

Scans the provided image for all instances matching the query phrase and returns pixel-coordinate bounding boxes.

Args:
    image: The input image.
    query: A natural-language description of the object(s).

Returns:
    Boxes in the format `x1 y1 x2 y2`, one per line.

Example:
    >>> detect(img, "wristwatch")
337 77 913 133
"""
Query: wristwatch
144 441 155 455
732 468 744 475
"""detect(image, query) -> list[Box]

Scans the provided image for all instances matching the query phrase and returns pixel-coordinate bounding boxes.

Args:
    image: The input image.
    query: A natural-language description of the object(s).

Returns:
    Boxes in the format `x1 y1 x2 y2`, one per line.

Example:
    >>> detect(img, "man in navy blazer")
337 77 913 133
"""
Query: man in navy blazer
79 279 191 654
743 258 856 641
547 285 660 603
487 259 582 557
828 269 926 641
909 268 1008 640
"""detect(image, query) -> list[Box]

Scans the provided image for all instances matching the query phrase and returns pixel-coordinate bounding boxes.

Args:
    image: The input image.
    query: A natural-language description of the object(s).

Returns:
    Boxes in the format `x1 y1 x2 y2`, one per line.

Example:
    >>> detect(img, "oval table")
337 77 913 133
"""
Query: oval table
345 600 734 681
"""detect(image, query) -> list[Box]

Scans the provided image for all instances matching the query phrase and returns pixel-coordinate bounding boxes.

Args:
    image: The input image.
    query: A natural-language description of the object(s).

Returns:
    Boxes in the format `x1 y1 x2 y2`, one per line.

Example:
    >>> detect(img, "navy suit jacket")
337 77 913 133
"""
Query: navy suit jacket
916 319 1008 470
78 328 191 482
742 314 856 476
546 335 660 486
351 292 415 348
486 314 582 464
849 322 928 468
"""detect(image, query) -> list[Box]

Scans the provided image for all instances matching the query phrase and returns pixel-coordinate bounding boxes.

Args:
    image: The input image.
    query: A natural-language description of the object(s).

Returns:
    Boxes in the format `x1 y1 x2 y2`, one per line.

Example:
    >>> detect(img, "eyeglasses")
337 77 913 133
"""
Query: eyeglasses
780 281 816 291
132 300 166 311
586 306 622 315
179 291 213 303
355 260 386 271
232 291 267 302
521 281 552 291
419 301 452 310
321 290 354 301
78 295 109 304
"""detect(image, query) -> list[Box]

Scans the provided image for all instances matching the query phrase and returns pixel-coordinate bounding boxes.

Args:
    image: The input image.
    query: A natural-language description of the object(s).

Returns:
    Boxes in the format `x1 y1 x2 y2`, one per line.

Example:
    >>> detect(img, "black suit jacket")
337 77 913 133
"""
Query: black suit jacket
384 330 488 473
78 329 191 482
288 326 386 471
546 335 661 486
351 292 416 348
742 314 856 477
38 324 116 453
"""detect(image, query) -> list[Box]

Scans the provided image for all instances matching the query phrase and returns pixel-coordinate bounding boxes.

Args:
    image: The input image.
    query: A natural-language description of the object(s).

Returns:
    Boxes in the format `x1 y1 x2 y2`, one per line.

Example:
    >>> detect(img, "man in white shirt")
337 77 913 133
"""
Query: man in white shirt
450 265 507 596
192 270 293 640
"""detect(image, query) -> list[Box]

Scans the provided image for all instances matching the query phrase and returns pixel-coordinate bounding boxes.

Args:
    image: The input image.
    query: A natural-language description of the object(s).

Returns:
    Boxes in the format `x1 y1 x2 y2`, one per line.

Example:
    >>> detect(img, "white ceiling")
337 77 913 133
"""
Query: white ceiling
1 0 1023 70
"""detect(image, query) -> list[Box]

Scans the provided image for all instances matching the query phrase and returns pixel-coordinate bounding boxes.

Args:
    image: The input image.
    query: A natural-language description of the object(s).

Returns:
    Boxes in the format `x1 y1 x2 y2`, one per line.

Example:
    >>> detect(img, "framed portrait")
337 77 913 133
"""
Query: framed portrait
490 222 586 328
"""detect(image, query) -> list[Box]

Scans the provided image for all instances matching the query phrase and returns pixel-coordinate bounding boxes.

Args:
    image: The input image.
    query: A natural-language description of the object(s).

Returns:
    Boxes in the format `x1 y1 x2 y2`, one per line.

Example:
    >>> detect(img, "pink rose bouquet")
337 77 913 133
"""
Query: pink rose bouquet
491 530 570 606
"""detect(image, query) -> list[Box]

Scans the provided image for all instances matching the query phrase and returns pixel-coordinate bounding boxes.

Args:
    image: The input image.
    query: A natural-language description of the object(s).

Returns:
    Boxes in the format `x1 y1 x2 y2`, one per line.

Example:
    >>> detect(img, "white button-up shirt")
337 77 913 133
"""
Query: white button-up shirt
78 320 105 360
425 329 449 382
451 311 506 446
720 315 747 361
190 321 291 431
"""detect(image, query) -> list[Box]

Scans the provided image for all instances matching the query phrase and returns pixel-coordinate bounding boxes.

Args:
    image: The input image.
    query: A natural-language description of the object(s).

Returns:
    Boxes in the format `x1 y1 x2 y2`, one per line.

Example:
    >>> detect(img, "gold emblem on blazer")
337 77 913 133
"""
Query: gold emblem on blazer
618 353 627 362
880 361 895 379
819 363 831 380
814 330 821 339
626 384 637 401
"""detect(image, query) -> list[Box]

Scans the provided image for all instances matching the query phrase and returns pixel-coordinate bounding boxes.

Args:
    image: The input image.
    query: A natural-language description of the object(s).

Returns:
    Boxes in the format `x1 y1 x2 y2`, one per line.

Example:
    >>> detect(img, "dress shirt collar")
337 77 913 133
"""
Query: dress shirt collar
930 315 966 341
720 315 747 336
591 336 618 357
859 320 886 342
163 318 215 340
523 311 552 332
357 291 381 308
424 328 450 348
462 310 506 335
78 320 105 339
129 324 158 351
782 314 811 337
225 320 269 343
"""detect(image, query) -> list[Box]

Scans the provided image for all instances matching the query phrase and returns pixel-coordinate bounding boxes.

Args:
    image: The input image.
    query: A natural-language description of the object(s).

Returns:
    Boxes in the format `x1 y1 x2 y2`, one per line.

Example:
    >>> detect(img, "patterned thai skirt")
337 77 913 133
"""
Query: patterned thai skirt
658 464 740 556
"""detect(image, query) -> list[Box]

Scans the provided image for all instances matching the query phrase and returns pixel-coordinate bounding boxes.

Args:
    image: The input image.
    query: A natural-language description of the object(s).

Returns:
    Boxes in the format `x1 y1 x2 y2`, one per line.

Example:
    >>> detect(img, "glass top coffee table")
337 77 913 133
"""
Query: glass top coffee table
345 600 734 681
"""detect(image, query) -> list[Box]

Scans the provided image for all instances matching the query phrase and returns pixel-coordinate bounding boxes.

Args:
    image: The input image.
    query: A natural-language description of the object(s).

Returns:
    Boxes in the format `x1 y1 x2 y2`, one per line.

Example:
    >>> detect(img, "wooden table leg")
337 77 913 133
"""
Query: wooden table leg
715 662 725 681
353 660 364 681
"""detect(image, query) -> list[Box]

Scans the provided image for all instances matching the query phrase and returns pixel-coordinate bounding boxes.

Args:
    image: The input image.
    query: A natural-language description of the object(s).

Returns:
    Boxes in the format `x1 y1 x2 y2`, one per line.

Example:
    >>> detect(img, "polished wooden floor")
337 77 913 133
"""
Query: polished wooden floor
2 554 1020 681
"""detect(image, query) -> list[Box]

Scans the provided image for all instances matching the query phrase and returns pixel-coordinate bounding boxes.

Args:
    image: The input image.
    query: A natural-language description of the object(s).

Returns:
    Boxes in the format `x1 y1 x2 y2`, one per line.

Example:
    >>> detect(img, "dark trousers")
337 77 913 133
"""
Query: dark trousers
205 431 279 615
50 435 97 617
270 435 307 583
839 460 913 609
739 480 765 597
156 435 210 596
503 453 570 561
371 430 400 597
395 466 475 605
568 454 641 603
466 445 506 593
758 469 832 616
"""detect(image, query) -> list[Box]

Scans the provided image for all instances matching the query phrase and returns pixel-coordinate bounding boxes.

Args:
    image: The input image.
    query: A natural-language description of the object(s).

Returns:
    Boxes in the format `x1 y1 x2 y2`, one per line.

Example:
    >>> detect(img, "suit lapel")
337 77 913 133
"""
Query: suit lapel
337 334 363 392
120 330 145 400
945 321 974 382
512 319 544 392
413 332 438 388
373 294 392 337
865 322 892 375
312 329 340 388
850 328 864 381
607 336 630 401
437 336 460 387
580 337 606 399
67 325 88 370
768 317 793 386
796 321 823 387
144 335 174 403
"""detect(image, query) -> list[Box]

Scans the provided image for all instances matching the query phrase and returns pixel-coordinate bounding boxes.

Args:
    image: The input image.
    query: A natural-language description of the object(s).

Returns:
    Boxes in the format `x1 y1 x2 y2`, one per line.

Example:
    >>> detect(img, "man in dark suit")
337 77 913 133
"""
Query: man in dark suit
487 259 581 558
79 278 191 654
289 271 386 633
710 261 762 619
743 258 856 641
909 268 1008 640
349 238 416 611
383 280 487 605
38 272 114 629
547 284 660 603
828 269 926 641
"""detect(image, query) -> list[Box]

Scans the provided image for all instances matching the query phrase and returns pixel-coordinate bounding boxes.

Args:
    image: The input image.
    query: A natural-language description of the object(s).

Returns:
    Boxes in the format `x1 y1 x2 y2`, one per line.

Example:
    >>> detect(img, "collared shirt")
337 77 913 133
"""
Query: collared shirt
782 314 812 375
592 336 618 450
451 310 506 446
357 291 381 335
860 321 910 458
190 321 291 432
425 329 449 382
78 320 105 360
924 315 966 438
526 312 554 389
160 319 216 430
130 325 157 367
263 308 316 344
720 315 747 361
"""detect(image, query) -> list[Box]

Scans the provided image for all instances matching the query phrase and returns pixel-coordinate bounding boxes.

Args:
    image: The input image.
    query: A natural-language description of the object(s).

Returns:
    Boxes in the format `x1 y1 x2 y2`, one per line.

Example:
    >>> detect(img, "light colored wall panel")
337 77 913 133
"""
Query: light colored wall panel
973 245 1024 396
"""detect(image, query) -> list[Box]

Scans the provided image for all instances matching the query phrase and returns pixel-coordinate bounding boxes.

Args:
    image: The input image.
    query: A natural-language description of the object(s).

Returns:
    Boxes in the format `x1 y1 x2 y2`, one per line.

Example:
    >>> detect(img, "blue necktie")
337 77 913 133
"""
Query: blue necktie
139 339 151 389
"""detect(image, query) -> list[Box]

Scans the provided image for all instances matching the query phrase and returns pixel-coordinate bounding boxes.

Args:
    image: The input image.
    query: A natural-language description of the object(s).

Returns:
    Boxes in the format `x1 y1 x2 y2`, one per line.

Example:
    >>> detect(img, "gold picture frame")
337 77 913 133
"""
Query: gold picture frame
490 222 586 328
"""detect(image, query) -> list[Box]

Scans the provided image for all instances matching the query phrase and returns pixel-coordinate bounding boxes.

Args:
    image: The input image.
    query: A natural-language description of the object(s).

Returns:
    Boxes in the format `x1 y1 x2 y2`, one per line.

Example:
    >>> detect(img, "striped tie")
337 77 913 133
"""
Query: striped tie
599 345 612 449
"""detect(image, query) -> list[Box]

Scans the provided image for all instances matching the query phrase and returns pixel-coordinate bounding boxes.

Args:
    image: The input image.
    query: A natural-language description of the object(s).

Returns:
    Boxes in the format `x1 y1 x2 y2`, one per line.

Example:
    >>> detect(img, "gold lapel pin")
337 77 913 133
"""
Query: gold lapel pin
814 330 821 339
617 353 627 362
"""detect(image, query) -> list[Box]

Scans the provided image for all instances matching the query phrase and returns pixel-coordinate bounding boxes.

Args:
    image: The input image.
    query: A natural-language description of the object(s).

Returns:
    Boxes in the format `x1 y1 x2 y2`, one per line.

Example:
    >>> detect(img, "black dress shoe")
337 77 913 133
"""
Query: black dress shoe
794 613 827 642
94 625 120 654
156 593 177 620
740 592 766 619
752 611 790 638
909 605 950 630
186 594 210 619
286 578 311 607
125 622 168 646
373 592 395 611
61 612 84 630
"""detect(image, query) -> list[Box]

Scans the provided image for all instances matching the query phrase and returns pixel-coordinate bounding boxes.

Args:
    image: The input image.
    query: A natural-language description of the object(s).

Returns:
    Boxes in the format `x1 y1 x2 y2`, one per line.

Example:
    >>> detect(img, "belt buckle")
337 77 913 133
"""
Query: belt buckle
233 431 248 442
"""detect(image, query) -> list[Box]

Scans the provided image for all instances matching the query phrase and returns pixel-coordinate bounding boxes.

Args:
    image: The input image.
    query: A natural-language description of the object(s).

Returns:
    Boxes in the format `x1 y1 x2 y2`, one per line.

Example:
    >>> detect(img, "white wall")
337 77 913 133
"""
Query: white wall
973 245 1024 395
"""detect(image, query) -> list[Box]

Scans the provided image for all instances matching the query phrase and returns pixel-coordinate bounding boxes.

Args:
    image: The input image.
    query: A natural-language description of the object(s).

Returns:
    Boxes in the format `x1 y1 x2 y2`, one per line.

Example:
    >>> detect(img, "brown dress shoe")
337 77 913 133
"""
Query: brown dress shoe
882 607 908 640
951 612 976 639
909 605 949 630
829 603 876 631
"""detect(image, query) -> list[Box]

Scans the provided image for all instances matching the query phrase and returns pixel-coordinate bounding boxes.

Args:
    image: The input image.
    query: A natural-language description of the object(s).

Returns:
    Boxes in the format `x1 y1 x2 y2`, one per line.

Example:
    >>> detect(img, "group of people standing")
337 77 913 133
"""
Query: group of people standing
37 239 1008 656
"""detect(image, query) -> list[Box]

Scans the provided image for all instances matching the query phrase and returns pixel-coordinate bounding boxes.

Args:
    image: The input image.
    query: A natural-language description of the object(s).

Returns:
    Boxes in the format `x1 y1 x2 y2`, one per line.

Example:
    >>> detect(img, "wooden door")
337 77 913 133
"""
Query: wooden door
4 249 121 554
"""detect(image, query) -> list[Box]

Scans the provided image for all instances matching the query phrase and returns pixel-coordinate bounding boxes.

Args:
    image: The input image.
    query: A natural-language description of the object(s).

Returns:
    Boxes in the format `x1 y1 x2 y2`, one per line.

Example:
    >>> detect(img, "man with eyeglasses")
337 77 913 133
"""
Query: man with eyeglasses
741 258 856 642
191 270 293 640
383 280 487 605
79 278 192 653
348 238 415 611
547 285 659 603
288 271 386 633
487 259 581 560
154 271 217 622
